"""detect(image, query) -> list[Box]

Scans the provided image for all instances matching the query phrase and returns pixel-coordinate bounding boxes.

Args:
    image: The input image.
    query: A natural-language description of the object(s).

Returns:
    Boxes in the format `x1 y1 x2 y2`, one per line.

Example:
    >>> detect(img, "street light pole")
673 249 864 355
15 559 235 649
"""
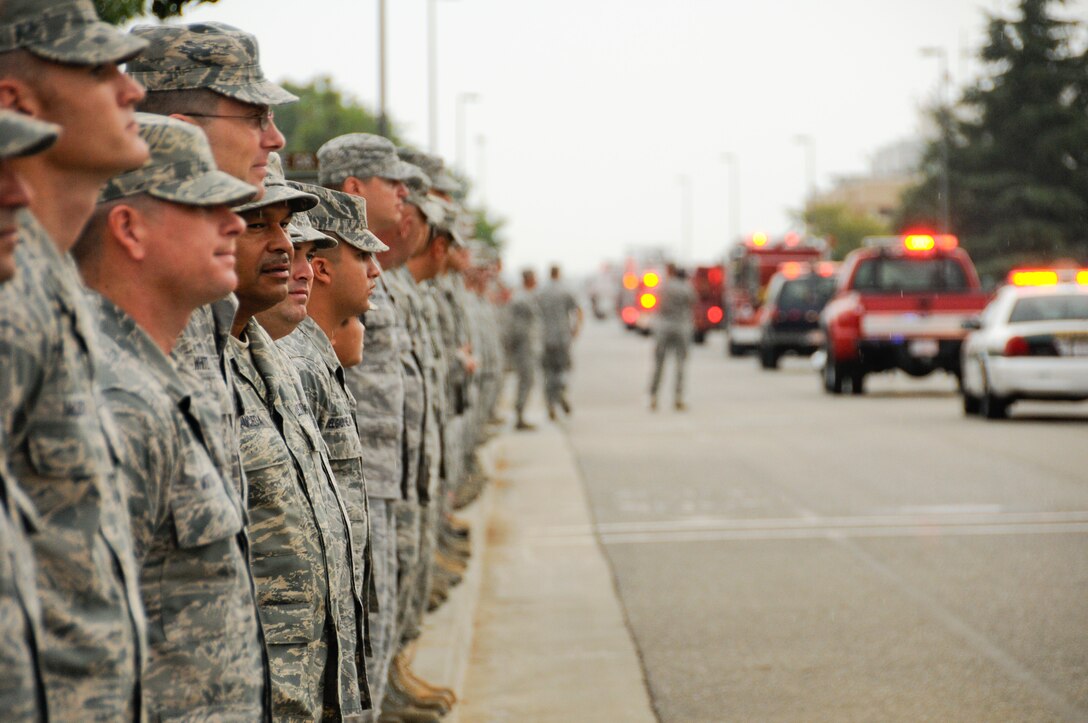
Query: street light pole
455 92 480 173
793 134 815 199
475 133 486 203
377 0 388 137
921 46 952 233
720 152 739 246
678 174 692 264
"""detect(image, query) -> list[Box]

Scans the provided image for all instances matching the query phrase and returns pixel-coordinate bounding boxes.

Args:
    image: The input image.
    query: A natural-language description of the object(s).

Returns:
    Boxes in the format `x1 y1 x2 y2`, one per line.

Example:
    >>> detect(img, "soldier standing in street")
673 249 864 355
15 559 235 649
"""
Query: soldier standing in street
508 268 542 430
536 264 583 420
649 262 697 411
74 114 269 721
0 110 59 723
0 2 150 718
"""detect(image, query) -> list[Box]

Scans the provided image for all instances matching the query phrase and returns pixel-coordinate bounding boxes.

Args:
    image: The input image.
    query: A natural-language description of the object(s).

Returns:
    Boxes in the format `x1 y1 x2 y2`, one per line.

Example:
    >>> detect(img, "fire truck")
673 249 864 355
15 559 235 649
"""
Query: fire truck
692 264 726 343
617 250 667 335
726 232 828 356
820 233 991 394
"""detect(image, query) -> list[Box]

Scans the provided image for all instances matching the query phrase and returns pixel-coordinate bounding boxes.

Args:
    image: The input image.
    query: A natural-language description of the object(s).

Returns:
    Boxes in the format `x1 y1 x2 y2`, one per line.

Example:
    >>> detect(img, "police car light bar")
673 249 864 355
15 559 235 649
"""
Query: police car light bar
1008 268 1088 286
863 234 958 252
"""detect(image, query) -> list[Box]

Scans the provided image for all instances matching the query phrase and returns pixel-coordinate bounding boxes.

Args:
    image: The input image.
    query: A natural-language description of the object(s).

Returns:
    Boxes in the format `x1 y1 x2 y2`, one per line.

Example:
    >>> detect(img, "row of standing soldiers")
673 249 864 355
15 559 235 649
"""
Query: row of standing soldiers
0 3 507 721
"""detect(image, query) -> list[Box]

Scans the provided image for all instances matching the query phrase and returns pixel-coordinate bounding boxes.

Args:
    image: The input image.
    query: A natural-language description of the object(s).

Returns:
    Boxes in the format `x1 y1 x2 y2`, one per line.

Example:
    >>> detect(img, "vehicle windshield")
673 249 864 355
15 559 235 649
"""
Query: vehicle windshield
851 257 970 293
777 276 837 310
1008 293 1088 323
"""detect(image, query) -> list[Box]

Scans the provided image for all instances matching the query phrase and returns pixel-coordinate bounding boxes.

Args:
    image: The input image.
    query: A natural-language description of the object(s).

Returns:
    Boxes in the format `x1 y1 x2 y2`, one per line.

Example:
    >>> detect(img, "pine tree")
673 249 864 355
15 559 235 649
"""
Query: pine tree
899 0 1088 275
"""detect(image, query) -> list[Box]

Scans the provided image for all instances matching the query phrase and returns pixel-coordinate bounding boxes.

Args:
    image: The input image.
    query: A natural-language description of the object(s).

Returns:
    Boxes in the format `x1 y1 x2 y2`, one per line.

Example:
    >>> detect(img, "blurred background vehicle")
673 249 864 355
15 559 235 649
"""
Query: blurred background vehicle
756 261 838 369
691 263 726 344
617 248 667 335
961 267 1088 419
726 232 828 356
820 233 991 394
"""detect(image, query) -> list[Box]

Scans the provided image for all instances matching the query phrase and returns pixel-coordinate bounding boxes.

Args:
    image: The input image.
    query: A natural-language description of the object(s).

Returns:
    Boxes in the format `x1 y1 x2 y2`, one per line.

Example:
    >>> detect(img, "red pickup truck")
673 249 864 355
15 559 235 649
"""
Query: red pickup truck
820 234 991 394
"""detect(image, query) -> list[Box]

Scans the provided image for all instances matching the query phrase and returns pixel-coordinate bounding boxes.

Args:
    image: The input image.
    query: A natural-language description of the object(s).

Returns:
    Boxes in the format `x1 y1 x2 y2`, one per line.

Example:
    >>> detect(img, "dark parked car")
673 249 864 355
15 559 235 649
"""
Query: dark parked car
757 262 838 369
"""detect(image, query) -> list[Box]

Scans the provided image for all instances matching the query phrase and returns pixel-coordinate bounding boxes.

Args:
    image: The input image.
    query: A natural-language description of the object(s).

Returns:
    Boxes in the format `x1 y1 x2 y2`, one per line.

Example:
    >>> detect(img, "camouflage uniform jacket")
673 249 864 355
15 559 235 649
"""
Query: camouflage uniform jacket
229 320 368 721
0 211 145 721
346 276 405 501
93 295 268 722
426 278 464 414
384 267 432 503
278 317 375 639
171 298 248 502
0 453 45 722
536 281 580 348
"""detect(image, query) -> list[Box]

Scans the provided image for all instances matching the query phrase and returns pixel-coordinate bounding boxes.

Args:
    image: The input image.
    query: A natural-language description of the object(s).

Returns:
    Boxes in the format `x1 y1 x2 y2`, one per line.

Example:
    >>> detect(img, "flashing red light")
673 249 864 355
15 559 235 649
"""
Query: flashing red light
783 232 800 247
1004 336 1030 357
935 234 958 251
1008 269 1059 287
621 307 639 324
780 261 803 280
707 306 724 324
639 293 657 310
816 262 836 277
622 273 638 290
902 233 958 252
708 267 724 285
750 232 768 247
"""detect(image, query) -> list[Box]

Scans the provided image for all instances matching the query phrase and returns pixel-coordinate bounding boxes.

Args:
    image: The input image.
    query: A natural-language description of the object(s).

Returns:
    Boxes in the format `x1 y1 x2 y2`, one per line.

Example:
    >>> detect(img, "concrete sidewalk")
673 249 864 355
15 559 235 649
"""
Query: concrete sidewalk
413 419 657 723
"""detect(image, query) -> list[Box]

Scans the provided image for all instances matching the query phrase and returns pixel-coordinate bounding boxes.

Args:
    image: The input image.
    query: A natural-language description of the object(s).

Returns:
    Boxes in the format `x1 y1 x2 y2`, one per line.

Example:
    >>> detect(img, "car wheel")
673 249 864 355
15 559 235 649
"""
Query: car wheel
979 380 1009 420
962 392 981 416
849 370 865 395
822 349 845 394
759 344 779 370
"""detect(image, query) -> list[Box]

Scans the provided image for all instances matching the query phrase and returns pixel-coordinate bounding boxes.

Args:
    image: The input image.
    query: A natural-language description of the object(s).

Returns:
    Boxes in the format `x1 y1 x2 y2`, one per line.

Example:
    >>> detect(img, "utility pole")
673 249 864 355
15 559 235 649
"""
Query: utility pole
921 46 952 233
720 152 739 246
678 174 692 264
455 92 480 173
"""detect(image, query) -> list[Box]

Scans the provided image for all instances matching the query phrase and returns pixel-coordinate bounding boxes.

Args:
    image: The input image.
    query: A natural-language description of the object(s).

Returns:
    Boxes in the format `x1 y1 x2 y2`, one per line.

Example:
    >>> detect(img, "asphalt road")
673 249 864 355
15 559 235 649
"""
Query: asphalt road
559 320 1088 723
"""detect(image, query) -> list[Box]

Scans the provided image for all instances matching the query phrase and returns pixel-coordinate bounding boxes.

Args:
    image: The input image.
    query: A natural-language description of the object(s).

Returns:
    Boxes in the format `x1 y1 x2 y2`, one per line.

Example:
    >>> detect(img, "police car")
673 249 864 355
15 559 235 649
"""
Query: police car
960 268 1088 419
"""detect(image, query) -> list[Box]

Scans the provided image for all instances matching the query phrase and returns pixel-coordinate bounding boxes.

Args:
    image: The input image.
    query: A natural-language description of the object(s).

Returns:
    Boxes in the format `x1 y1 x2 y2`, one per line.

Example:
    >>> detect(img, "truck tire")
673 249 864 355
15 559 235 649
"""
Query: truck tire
693 330 706 345
728 339 745 357
962 392 981 415
759 344 779 370
849 370 865 395
980 386 1009 419
822 349 845 395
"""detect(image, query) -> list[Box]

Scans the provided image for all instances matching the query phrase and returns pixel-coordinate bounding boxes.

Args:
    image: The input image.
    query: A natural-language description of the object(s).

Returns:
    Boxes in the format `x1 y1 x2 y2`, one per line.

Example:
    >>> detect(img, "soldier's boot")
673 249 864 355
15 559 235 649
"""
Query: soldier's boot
397 649 457 708
649 394 658 411
435 549 467 576
560 393 572 415
386 661 450 715
675 400 686 411
439 530 471 558
547 404 557 420
445 514 471 540
515 414 536 431
427 576 449 611
434 557 463 587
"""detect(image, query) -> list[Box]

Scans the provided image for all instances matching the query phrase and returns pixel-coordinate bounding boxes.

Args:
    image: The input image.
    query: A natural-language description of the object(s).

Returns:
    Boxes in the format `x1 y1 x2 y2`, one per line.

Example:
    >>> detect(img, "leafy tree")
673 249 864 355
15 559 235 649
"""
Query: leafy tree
95 0 220 24
274 77 400 154
471 208 507 251
802 203 891 260
898 0 1088 276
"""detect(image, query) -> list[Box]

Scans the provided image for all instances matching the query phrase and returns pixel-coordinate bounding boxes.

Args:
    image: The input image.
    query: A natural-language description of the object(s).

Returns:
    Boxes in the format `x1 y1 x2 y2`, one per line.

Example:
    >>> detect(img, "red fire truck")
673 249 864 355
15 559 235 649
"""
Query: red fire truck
726 232 828 356
692 264 726 343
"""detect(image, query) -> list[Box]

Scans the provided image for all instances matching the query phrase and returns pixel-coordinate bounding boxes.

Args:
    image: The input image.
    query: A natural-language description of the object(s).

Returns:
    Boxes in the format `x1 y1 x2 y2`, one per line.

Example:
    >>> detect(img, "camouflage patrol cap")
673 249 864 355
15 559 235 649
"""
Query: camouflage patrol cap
468 239 499 265
289 210 337 250
99 113 257 206
0 111 59 160
288 180 388 254
401 162 431 193
0 0 147 66
234 152 317 214
317 133 417 187
406 191 444 227
432 197 467 248
127 22 297 106
397 147 462 195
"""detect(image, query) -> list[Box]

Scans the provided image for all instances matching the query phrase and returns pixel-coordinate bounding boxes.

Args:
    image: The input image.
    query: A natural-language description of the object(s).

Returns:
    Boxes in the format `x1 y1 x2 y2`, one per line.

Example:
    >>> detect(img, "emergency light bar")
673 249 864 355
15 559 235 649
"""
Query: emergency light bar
863 234 958 252
1007 268 1088 286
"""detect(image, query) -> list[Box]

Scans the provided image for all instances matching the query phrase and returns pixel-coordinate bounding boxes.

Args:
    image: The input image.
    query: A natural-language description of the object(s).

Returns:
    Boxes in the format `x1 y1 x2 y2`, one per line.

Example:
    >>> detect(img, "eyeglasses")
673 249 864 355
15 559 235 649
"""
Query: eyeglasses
185 109 275 131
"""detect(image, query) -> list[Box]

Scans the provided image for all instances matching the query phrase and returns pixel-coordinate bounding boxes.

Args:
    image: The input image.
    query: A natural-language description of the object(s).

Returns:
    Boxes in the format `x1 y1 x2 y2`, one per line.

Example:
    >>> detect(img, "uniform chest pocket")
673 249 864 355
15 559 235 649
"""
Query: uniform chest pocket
170 449 243 549
324 416 363 463
238 411 290 472
26 392 110 481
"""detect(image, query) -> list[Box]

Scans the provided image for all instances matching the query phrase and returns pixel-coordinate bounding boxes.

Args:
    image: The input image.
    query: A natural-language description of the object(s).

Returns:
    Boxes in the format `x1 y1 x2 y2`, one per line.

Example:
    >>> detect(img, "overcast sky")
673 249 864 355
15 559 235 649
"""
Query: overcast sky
171 0 1086 276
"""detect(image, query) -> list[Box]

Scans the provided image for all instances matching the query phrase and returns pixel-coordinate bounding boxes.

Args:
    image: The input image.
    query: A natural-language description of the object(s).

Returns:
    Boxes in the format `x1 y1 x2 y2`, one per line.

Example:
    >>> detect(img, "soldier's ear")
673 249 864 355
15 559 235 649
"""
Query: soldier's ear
342 176 366 196
106 204 150 262
0 77 43 119
311 255 334 285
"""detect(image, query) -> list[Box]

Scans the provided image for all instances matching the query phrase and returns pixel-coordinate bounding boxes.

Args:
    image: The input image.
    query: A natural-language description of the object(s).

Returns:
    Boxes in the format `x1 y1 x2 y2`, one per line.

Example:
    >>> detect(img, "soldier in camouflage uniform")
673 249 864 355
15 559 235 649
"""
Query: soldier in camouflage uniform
0 2 150 718
0 110 59 723
536 264 583 420
73 114 271 721
277 183 384 615
126 21 296 506
230 159 370 720
508 269 543 430
318 134 448 722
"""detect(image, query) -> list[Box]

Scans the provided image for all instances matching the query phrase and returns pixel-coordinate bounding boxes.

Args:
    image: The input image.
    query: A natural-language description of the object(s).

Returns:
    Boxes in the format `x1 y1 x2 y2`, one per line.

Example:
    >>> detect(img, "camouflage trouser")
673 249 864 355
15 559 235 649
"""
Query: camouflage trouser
650 329 691 400
512 345 535 416
364 498 398 718
392 500 421 643
403 497 440 644
541 342 572 412
444 414 465 498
